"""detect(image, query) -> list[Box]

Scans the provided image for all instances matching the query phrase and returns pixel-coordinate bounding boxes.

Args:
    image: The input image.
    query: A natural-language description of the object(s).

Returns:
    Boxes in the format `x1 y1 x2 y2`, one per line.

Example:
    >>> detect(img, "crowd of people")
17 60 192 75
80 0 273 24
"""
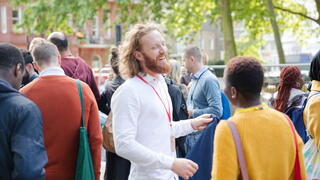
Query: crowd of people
1 22 320 180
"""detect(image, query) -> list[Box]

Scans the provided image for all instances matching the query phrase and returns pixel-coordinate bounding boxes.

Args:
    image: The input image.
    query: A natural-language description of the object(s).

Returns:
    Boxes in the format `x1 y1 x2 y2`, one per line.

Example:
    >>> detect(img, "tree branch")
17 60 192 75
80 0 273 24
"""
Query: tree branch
274 5 320 25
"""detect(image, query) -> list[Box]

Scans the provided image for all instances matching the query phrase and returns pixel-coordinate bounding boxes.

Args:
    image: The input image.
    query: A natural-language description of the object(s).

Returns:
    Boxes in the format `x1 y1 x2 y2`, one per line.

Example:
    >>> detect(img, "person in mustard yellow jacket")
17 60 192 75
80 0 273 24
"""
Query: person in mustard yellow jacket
211 56 306 180
304 51 320 150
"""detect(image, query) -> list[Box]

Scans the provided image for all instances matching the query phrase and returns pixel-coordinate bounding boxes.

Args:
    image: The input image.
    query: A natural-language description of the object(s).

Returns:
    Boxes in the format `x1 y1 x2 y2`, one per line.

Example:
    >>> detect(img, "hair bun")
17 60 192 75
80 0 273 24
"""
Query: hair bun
111 47 118 59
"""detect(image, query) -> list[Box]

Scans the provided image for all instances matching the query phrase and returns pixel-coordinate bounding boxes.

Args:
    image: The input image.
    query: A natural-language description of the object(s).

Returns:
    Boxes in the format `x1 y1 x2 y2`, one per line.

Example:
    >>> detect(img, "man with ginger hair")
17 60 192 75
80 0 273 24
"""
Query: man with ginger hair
111 23 213 180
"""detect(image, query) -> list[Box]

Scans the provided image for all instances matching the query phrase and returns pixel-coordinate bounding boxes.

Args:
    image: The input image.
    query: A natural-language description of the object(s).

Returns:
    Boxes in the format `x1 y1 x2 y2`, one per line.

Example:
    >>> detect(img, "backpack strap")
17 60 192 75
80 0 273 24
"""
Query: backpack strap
307 91 320 101
305 91 320 137
283 114 302 180
226 121 249 180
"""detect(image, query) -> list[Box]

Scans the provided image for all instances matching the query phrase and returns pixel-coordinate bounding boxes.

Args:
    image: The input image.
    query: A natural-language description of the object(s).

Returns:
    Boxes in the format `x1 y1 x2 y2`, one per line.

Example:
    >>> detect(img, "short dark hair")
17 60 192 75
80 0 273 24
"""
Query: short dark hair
20 49 33 64
110 47 120 75
225 56 264 100
309 50 320 81
49 37 68 52
0 43 25 70
184 46 202 62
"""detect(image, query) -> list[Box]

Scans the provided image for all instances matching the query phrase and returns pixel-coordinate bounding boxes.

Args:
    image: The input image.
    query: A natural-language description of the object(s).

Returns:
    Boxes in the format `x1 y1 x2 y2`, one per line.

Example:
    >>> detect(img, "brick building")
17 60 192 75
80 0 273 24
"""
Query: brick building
0 0 120 71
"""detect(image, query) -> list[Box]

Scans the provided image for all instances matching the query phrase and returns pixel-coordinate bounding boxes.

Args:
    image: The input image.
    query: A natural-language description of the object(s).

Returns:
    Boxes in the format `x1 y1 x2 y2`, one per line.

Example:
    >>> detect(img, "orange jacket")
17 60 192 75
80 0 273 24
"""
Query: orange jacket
21 75 102 180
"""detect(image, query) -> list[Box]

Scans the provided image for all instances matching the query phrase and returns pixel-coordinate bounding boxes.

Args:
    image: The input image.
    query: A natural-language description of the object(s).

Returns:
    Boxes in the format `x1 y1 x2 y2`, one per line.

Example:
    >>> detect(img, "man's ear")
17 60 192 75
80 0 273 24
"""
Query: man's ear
133 50 144 62
33 62 41 72
14 63 24 77
190 56 196 63
230 86 238 100
25 63 33 72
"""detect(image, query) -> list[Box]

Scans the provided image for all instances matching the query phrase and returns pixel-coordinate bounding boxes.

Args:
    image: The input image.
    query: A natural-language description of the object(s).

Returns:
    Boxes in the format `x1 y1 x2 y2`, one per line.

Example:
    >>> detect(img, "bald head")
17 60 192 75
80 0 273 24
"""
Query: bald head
48 32 68 52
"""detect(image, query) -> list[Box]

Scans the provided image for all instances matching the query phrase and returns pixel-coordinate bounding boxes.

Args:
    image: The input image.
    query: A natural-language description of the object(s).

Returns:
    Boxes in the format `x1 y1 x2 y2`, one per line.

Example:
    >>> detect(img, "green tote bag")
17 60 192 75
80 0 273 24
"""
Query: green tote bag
75 80 95 180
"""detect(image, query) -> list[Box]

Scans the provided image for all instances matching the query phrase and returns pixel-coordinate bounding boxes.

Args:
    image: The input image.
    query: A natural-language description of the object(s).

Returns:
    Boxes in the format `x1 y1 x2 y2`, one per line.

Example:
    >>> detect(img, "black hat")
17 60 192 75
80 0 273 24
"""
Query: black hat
20 49 33 64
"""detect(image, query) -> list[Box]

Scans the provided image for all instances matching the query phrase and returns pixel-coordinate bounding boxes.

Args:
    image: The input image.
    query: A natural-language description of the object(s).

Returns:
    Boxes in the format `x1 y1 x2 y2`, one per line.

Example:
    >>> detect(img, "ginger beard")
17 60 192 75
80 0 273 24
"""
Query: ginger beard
142 52 171 74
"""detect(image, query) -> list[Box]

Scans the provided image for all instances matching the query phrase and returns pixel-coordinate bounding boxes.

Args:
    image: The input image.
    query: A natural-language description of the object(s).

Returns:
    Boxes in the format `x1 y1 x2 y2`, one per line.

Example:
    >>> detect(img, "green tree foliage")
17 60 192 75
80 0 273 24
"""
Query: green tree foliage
274 0 320 25
10 0 106 35
11 0 316 63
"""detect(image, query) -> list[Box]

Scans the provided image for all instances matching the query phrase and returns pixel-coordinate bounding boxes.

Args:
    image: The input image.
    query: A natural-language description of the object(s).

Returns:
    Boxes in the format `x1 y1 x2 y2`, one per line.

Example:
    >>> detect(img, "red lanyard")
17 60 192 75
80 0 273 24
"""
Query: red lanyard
136 74 172 126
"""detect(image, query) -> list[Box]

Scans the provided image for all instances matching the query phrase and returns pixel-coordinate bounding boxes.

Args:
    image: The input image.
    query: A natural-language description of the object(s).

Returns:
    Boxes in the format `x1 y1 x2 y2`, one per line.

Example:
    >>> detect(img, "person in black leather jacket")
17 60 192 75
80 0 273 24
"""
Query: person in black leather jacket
98 48 129 180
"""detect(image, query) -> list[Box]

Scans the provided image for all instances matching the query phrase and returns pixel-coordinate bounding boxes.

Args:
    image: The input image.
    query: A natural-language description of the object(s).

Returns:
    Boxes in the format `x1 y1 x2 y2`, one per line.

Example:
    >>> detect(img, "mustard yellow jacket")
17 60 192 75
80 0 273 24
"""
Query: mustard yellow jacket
211 104 306 180
304 80 320 149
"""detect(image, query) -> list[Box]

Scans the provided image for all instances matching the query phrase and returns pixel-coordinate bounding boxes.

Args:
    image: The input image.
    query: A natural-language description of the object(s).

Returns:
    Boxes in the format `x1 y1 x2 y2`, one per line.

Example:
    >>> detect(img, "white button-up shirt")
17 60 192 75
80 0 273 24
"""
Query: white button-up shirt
39 66 65 77
111 73 195 180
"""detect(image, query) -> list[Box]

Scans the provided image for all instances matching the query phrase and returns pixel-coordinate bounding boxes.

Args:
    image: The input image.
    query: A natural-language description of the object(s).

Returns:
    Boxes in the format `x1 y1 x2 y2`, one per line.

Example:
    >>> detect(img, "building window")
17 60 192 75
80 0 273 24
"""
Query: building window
103 9 111 39
0 6 7 34
210 39 214 50
200 39 205 49
12 8 22 25
105 19 111 39
92 16 99 38
12 8 22 32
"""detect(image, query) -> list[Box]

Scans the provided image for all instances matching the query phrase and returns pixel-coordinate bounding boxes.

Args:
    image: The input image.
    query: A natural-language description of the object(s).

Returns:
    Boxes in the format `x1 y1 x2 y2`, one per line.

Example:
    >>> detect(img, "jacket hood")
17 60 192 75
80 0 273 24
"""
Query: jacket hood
0 79 19 101
108 76 125 92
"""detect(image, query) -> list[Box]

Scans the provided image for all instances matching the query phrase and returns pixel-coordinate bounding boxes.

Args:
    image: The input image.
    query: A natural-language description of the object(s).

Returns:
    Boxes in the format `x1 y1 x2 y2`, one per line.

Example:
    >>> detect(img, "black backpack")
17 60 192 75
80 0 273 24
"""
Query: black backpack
165 78 188 157
284 92 320 143
165 78 188 121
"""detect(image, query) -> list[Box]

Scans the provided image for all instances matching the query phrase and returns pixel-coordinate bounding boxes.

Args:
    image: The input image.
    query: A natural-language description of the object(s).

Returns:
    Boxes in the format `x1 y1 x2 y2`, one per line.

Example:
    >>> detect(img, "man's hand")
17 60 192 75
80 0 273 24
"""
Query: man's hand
188 110 193 118
171 158 198 179
191 114 213 130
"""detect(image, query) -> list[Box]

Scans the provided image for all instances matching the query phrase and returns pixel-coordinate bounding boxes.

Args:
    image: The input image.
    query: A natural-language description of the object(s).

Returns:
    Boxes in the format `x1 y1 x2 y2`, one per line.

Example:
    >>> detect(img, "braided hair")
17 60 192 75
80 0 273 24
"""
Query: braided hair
274 66 302 112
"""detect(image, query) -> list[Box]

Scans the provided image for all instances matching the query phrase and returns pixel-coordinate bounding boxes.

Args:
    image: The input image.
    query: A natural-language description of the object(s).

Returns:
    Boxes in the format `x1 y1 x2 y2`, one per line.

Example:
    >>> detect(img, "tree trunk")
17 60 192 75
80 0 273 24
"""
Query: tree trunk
220 0 237 62
315 0 320 19
266 0 286 64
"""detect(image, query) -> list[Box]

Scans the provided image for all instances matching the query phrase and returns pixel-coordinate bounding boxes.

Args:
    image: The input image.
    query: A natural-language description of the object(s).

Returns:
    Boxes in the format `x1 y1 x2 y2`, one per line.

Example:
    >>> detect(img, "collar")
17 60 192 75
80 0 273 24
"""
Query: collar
39 67 65 77
311 80 320 92
235 104 267 114
191 66 208 80
137 72 163 84
114 76 125 83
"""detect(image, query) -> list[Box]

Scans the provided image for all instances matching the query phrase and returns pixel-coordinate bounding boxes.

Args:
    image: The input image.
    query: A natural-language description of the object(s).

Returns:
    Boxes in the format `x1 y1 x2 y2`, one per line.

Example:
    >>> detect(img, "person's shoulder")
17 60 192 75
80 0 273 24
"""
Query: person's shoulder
202 72 220 89
202 69 218 80
121 76 141 87
76 56 90 65
262 106 291 126
65 56 90 67
112 77 141 97
7 92 39 111
266 106 284 116
215 119 233 138
78 80 93 93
